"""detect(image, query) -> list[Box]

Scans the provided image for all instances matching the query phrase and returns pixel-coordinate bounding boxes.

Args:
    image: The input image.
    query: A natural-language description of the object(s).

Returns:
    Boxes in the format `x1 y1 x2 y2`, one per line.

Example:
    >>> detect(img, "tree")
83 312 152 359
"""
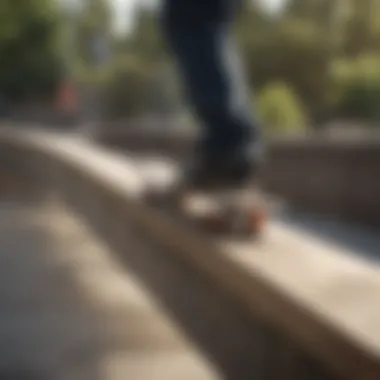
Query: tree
341 0 380 56
75 0 113 67
257 82 307 134
103 55 150 119
122 5 165 62
73 0 380 126
240 17 329 118
330 54 380 122
0 0 63 101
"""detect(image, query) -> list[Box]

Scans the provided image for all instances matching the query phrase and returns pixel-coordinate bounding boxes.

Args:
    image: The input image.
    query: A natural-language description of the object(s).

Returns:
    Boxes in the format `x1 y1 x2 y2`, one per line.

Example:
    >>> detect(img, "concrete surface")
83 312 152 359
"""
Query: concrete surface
0 195 218 380
2 129 380 380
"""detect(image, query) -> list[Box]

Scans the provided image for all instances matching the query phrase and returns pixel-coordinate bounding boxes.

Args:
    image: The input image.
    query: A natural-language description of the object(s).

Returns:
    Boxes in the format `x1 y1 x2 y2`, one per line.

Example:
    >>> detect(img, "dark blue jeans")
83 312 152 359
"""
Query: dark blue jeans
162 0 260 160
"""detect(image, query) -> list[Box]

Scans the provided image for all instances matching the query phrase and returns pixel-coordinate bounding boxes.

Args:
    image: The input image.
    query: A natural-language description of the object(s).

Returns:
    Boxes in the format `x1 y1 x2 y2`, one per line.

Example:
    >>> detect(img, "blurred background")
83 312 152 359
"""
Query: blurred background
1 3 380 379
1 0 380 135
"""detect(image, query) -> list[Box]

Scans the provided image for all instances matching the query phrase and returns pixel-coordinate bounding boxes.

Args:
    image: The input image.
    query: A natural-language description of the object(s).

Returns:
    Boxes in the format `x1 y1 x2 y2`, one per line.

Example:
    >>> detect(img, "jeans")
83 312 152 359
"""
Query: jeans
162 0 260 160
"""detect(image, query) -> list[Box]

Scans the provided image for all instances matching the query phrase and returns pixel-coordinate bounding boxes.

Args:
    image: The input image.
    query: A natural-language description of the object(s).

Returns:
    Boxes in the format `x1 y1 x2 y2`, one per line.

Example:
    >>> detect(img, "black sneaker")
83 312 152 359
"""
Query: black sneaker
179 144 264 190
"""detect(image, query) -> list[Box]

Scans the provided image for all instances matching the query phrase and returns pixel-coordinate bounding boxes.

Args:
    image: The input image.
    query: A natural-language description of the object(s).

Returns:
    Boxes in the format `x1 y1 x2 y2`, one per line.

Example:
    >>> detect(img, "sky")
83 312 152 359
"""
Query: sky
112 0 287 34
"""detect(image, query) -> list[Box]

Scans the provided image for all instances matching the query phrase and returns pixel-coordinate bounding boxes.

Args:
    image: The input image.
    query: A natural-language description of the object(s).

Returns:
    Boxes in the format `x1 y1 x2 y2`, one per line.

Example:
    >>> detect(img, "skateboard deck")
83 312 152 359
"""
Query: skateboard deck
135 155 268 238
144 182 267 239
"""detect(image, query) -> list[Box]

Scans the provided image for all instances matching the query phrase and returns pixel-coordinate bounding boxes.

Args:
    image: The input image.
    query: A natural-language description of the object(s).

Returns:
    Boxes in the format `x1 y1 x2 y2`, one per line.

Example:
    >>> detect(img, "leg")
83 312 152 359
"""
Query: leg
162 0 262 188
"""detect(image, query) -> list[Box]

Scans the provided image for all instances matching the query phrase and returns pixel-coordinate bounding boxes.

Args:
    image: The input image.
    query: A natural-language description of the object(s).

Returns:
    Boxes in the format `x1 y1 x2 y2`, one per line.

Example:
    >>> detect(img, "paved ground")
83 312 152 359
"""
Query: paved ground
0 194 218 379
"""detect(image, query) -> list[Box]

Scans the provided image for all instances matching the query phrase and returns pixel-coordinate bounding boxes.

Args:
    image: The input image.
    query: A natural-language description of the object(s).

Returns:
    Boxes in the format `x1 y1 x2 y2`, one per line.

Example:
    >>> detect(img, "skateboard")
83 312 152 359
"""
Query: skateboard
143 181 267 238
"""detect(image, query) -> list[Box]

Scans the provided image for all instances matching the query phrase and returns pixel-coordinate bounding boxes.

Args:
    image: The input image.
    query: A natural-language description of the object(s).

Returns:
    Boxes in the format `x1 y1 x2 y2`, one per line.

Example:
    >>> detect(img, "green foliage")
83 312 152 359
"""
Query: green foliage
257 82 307 133
102 56 150 119
243 19 329 115
105 0 380 127
0 0 63 101
330 54 380 121
128 8 165 61
3 0 380 125
340 82 380 122
75 0 113 66
340 0 380 56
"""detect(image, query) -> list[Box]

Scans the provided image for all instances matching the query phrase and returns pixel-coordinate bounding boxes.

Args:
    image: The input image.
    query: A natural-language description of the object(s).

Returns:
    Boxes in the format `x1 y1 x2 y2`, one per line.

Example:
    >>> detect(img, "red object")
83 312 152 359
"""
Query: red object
57 81 77 112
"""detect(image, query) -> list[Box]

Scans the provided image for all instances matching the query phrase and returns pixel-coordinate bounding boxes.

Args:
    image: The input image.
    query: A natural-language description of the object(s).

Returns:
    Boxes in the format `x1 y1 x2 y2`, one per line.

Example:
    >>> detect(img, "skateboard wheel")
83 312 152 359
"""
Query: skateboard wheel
227 208 267 237
246 209 266 235
249 209 266 226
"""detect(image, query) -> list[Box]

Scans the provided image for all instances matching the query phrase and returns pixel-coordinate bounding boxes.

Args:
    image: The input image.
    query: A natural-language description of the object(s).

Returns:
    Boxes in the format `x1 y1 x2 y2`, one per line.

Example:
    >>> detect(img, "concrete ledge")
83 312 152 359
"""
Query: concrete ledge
1 128 380 380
